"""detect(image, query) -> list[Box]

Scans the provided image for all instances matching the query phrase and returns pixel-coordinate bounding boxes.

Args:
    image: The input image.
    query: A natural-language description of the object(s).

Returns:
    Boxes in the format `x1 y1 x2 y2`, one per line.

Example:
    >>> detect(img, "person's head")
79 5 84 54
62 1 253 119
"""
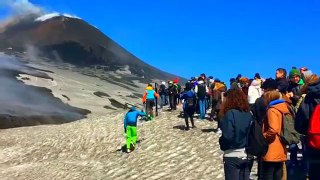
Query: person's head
301 74 319 94
230 78 236 84
254 73 261 79
185 82 193 91
263 90 282 105
261 78 278 92
276 68 287 79
289 68 301 84
220 88 250 117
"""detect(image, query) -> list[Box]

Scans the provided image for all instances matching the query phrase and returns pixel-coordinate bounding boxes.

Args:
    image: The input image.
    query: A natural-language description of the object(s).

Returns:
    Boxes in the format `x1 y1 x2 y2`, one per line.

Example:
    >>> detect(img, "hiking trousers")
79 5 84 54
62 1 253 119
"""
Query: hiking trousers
126 125 137 150
223 157 253 180
260 161 283 180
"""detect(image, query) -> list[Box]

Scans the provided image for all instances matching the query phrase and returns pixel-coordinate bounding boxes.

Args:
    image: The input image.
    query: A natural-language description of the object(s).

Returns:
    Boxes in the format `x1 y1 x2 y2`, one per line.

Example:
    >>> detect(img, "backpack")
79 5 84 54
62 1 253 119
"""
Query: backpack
197 84 206 98
307 99 320 150
274 106 300 146
159 84 166 94
245 113 269 156
186 97 195 107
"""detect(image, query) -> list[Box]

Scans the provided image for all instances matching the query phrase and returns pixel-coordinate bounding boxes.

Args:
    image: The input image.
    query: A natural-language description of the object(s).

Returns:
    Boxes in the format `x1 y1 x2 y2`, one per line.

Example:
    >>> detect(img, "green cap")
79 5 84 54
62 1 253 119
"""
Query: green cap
289 69 301 78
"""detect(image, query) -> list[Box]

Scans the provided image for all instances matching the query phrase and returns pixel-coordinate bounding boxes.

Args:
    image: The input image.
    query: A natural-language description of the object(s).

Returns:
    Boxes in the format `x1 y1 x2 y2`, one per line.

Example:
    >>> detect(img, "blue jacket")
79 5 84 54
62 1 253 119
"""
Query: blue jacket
219 109 253 151
123 107 146 129
180 90 196 110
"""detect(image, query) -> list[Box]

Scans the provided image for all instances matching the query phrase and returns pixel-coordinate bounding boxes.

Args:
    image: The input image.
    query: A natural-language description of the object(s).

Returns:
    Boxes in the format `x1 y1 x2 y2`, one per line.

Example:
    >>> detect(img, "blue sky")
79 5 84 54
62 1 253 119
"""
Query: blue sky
2 0 320 83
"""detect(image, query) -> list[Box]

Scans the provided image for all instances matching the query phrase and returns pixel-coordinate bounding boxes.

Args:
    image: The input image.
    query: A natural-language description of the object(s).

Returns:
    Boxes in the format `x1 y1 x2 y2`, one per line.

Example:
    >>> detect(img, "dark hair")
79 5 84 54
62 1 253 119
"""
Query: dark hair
276 68 287 77
254 73 261 79
219 88 250 117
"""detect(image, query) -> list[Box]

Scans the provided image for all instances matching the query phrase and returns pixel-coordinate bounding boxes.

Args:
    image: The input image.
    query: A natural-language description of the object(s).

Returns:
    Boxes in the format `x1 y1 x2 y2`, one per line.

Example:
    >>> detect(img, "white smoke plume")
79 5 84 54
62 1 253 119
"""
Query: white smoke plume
0 0 43 16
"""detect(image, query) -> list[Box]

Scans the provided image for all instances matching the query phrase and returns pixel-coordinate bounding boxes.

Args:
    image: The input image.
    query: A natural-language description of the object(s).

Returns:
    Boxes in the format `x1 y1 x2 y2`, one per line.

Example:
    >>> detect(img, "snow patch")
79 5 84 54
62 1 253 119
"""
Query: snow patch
35 13 82 22
35 13 60 22
62 13 81 19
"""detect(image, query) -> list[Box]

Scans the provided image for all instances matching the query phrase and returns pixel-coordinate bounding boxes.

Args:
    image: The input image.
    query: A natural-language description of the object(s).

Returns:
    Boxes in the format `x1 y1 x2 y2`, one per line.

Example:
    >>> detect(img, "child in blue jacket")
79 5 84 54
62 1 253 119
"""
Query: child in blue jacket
180 82 196 130
123 107 146 153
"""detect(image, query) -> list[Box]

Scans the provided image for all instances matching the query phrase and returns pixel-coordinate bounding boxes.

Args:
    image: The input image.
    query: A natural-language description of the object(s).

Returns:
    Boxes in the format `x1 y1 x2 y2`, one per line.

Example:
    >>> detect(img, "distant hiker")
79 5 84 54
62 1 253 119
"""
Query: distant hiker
230 78 239 90
123 107 146 153
180 82 196 130
159 81 168 109
173 78 181 106
210 79 227 130
218 88 254 180
295 74 320 180
248 79 262 108
261 90 289 180
239 77 250 96
195 78 209 120
142 84 159 120
286 68 305 167
168 81 178 110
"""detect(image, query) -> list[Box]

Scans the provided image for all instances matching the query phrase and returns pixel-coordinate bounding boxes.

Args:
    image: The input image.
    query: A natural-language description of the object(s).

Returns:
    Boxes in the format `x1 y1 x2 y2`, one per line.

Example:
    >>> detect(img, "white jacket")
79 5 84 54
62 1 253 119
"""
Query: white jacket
248 83 262 104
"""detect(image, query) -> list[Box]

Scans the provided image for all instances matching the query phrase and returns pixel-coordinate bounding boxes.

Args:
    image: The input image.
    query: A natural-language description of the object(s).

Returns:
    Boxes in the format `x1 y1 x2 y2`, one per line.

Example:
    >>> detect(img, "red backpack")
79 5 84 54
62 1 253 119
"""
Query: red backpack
307 100 320 150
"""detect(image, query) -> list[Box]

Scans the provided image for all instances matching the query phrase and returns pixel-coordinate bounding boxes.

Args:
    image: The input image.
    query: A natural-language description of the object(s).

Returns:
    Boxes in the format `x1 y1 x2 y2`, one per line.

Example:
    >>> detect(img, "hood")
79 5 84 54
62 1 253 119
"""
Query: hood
146 86 153 90
269 99 290 114
251 80 260 87
307 79 320 98
129 106 137 112
214 82 226 91
198 80 204 84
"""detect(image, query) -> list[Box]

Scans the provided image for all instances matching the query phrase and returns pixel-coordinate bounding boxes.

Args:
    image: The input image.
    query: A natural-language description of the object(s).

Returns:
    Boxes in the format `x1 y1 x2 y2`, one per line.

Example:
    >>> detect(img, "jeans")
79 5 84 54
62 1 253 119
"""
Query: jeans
223 157 254 180
260 161 283 180
198 98 206 119
160 94 166 108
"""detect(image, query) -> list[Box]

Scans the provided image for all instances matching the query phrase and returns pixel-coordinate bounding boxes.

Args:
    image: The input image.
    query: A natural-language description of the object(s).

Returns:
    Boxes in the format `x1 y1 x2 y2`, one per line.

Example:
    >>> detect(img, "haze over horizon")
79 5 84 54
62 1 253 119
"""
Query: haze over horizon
1 0 320 83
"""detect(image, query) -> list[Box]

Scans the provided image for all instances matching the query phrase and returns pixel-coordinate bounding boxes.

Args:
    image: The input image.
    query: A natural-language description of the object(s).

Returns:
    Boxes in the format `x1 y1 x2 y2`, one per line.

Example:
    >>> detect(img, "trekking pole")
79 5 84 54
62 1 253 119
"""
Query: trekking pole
155 82 159 116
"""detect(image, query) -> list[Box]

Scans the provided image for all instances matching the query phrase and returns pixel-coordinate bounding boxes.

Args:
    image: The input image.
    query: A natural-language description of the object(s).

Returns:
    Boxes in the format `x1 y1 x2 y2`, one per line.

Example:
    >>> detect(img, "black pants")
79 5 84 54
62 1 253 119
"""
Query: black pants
169 94 176 110
184 108 195 129
223 157 254 180
260 161 283 180
146 99 154 117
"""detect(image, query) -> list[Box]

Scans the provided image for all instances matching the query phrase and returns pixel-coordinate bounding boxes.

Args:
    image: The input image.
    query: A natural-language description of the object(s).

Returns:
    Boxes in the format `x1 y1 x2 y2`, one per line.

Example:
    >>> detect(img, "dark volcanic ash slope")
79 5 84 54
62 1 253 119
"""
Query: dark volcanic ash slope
0 14 184 82
0 54 90 129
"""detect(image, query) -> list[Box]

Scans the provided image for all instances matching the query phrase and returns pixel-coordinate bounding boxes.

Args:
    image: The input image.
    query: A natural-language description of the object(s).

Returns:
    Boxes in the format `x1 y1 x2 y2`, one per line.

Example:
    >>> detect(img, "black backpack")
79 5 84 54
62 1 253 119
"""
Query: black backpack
197 84 206 98
245 113 269 157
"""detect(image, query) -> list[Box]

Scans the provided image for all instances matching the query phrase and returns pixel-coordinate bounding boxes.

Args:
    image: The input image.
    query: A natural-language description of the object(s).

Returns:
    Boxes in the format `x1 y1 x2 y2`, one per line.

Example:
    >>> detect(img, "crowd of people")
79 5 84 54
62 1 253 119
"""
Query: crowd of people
123 66 320 180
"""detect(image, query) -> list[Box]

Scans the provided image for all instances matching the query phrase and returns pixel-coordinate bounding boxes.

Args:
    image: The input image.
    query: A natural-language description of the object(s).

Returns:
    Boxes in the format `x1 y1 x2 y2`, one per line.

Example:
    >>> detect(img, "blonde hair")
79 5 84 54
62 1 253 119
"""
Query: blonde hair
301 74 319 94
263 90 282 105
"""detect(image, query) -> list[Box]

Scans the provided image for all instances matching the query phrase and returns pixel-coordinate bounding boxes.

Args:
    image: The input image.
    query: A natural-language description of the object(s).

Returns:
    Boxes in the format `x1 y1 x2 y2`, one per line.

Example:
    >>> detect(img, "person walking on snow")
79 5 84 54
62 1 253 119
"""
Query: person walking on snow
142 84 159 120
123 107 146 153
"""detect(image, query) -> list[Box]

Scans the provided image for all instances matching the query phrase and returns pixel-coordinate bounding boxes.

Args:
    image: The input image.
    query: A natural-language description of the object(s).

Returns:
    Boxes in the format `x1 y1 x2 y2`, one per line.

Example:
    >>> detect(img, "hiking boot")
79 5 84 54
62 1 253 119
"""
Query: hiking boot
130 142 135 151
185 126 190 131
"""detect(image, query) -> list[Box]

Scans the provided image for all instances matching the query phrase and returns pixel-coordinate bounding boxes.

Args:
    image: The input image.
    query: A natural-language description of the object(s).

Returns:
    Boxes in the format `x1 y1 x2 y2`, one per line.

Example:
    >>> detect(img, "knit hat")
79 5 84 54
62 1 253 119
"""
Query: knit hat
289 68 301 78
261 78 277 90
302 70 313 80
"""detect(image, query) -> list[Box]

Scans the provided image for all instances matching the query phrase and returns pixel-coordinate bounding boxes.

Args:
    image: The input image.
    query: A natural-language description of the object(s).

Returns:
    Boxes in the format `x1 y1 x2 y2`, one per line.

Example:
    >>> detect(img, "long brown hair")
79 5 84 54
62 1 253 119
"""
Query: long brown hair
263 90 282 105
219 88 250 117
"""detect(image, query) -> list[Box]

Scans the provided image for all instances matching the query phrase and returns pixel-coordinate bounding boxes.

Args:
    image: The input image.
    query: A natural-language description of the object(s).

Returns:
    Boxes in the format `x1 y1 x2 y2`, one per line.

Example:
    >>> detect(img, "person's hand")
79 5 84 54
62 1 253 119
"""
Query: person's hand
286 92 293 98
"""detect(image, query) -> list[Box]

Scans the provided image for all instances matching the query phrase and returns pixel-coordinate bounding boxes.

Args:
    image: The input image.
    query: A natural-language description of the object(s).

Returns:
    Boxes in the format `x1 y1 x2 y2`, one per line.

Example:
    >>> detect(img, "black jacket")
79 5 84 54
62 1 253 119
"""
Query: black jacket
252 97 266 125
219 109 253 151
295 80 320 158
287 82 302 106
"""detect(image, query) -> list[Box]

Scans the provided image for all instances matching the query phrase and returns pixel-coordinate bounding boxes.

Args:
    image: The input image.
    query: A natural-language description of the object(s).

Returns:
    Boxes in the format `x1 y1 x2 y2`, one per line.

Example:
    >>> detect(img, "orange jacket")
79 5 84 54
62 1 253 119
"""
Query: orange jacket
142 86 159 103
262 101 289 162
